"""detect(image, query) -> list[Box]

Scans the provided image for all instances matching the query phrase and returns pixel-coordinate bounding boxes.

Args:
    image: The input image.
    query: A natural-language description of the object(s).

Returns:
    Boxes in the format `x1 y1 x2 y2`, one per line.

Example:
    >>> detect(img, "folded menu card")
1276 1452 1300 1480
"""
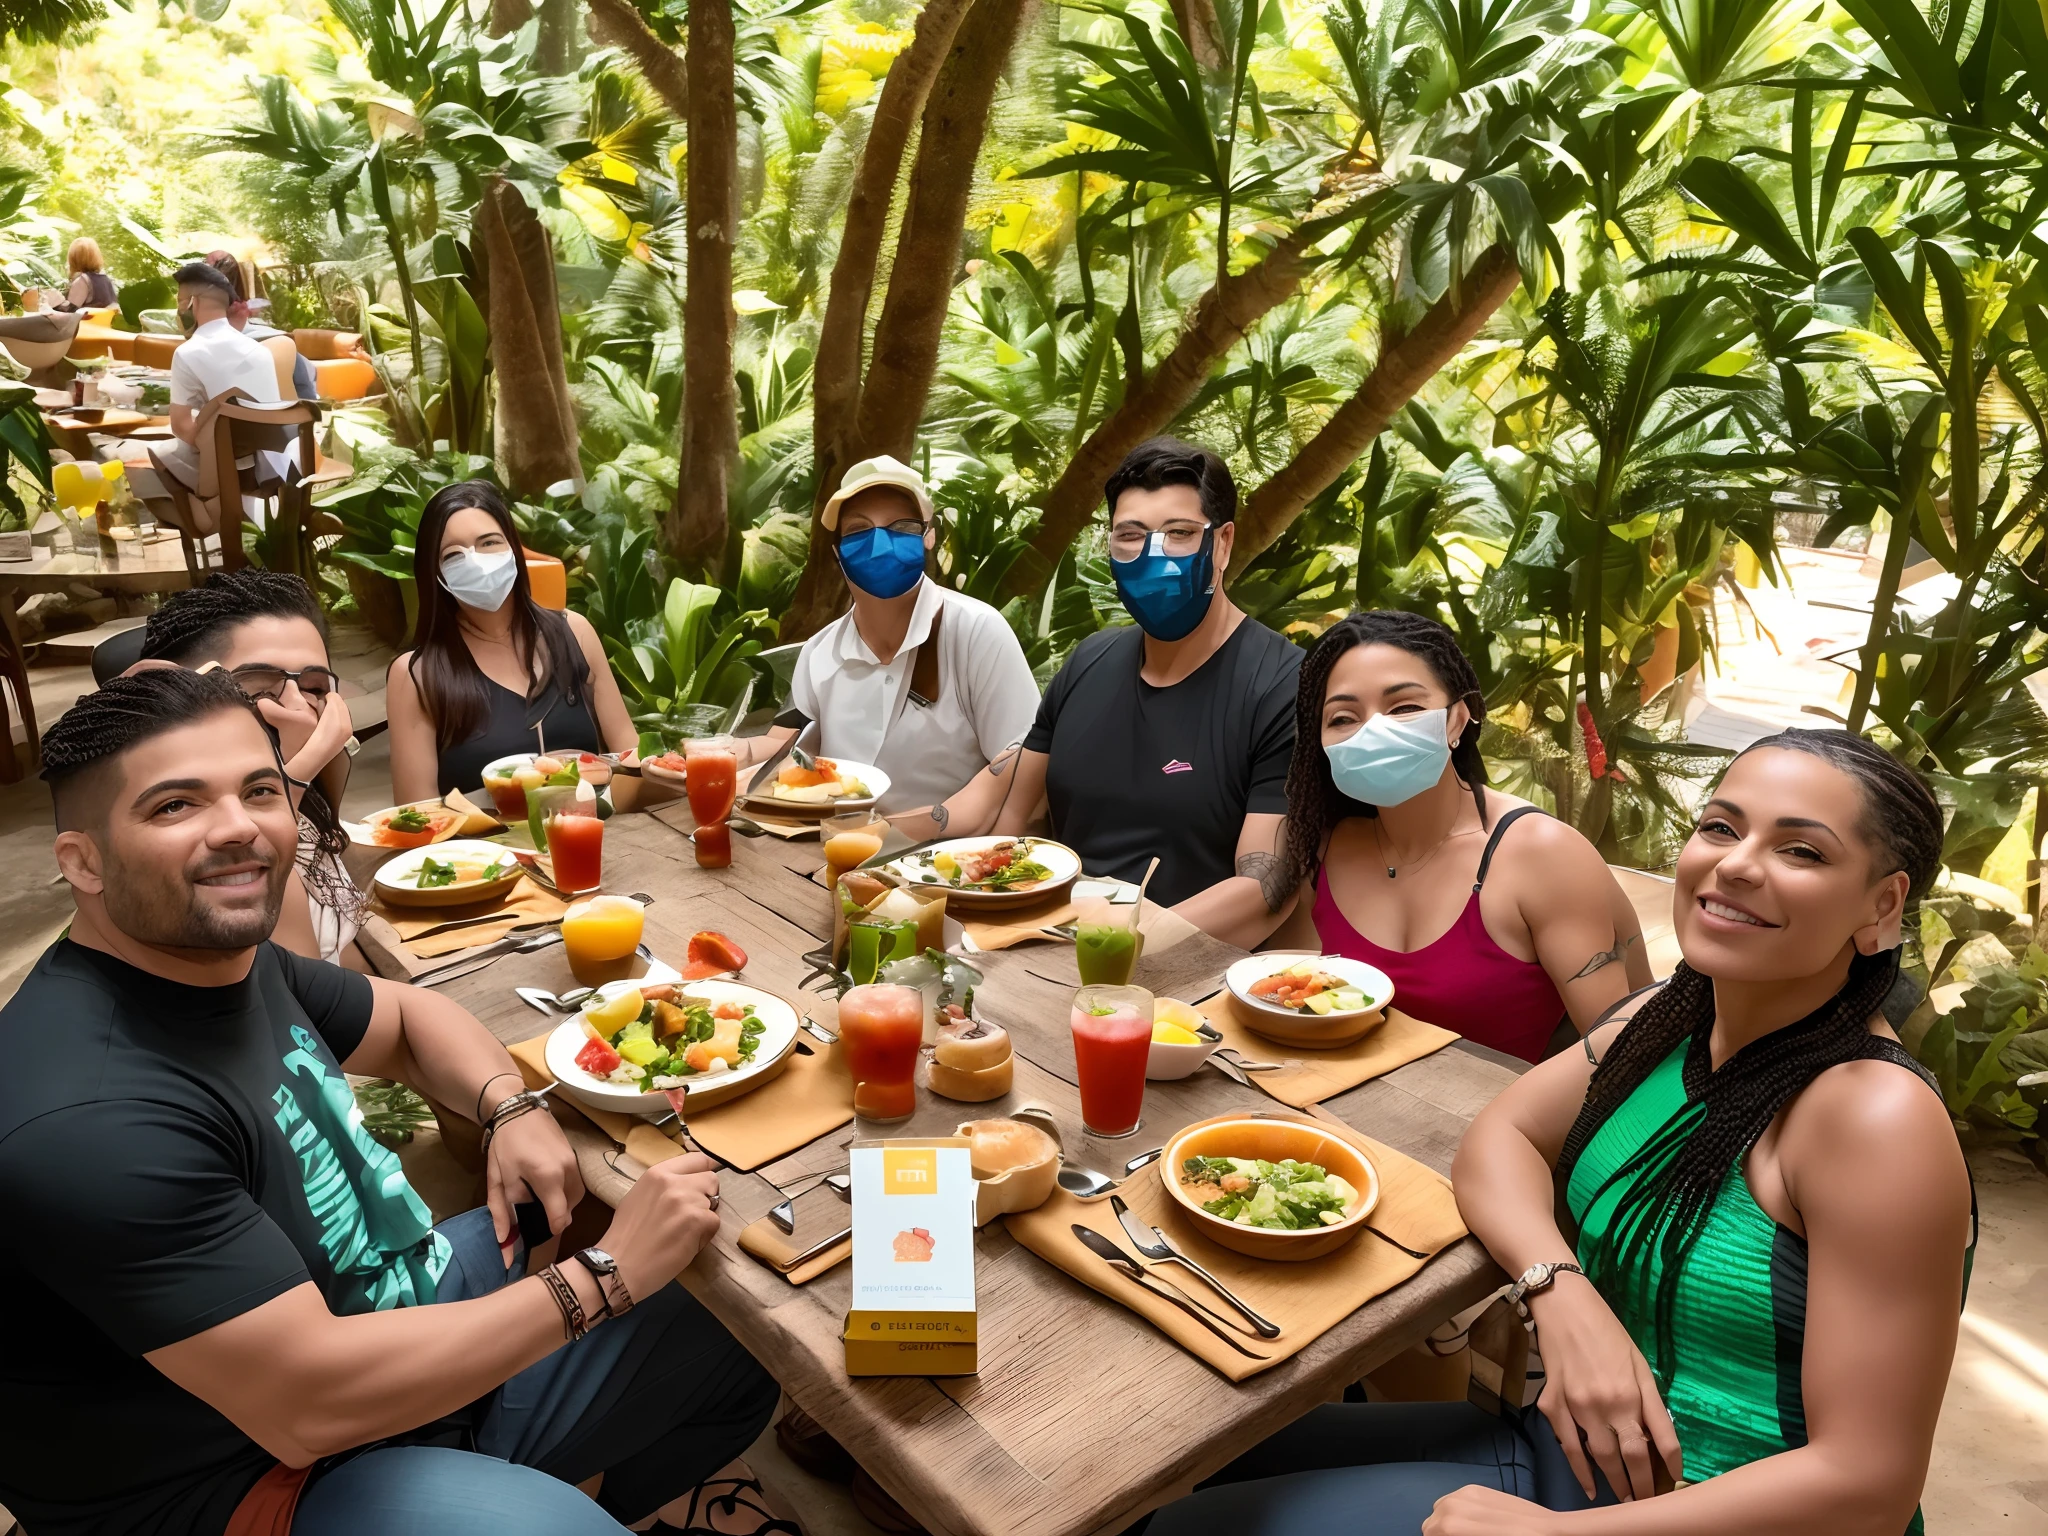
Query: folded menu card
844 1137 978 1377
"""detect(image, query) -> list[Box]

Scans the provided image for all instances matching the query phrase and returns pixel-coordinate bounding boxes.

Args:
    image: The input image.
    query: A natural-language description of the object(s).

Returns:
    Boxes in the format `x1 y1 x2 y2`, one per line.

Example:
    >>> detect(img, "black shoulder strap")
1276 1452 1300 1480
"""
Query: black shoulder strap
1473 804 1545 893
907 602 944 709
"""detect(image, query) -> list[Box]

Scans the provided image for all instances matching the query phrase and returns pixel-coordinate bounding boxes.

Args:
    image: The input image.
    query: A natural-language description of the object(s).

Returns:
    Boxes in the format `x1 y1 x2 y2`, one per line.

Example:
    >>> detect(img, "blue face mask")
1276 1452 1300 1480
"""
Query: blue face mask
838 525 927 599
1112 527 1216 642
1324 707 1453 808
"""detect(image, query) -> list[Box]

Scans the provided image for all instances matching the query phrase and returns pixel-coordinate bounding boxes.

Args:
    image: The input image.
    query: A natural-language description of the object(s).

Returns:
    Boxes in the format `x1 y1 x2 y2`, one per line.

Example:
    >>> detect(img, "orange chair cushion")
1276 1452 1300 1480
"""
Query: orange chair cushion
133 334 183 369
523 549 566 610
311 356 376 401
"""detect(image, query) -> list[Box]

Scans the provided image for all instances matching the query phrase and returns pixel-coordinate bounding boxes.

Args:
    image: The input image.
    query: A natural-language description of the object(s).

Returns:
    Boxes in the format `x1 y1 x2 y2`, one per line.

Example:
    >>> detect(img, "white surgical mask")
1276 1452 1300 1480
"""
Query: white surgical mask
1323 707 1453 807
440 547 518 613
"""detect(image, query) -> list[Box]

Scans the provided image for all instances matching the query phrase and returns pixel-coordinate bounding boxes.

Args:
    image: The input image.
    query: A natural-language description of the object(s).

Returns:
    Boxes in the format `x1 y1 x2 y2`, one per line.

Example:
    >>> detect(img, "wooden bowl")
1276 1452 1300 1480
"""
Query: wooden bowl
1233 1001 1389 1050
1159 1113 1380 1261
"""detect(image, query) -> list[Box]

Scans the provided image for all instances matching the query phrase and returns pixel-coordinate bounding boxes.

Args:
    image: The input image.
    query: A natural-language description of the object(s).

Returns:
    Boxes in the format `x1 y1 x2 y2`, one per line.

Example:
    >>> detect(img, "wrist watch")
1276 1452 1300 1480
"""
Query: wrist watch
1505 1260 1585 1321
572 1246 635 1320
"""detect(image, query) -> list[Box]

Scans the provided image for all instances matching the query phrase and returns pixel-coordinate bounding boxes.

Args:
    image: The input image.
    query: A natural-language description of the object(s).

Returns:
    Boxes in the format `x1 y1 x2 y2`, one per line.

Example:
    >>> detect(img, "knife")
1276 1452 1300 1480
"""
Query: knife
1110 1196 1282 1339
1070 1225 1268 1359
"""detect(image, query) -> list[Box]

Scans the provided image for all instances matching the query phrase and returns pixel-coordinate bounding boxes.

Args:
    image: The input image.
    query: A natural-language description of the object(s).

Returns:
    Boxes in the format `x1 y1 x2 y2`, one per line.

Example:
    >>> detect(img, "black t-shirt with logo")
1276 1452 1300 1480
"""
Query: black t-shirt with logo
0 940 450 1536
1025 618 1303 906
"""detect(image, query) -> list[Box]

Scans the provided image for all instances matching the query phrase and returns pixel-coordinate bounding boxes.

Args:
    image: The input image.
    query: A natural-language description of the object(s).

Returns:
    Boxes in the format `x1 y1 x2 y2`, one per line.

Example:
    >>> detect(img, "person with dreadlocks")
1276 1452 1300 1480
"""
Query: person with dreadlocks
0 670 783 1536
139 569 367 967
1239 611 1652 1059
1147 728 1972 1536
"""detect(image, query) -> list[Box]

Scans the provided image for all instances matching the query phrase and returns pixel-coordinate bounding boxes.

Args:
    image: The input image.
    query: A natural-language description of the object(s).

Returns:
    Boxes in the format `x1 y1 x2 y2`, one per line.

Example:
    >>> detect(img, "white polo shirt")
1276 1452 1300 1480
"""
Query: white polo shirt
789 579 1040 814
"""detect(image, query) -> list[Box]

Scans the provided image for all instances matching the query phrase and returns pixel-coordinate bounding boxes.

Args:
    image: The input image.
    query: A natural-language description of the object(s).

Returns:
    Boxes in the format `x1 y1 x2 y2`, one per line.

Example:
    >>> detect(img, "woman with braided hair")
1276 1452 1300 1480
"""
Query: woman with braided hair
1248 611 1652 1059
1150 728 1972 1536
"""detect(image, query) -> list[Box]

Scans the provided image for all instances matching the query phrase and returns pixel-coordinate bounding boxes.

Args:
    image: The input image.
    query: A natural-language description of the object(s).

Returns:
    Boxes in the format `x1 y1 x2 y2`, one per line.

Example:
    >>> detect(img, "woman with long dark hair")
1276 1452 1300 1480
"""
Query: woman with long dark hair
386 481 645 804
1149 729 1972 1536
1249 611 1651 1059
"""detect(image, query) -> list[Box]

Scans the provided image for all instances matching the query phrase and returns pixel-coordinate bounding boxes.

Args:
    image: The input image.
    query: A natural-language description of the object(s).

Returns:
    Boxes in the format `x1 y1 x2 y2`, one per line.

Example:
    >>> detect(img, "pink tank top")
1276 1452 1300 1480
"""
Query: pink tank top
1311 806 1566 1062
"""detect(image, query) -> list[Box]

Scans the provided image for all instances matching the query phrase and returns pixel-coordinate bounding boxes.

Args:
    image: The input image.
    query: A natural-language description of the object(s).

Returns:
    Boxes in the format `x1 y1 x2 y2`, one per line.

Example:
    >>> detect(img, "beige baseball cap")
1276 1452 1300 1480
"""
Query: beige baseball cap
821 454 935 531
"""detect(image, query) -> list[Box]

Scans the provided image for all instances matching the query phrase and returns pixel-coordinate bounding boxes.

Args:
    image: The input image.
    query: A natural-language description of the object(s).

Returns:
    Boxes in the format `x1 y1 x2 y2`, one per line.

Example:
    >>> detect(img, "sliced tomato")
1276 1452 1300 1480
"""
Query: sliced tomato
682 931 748 979
574 1037 621 1076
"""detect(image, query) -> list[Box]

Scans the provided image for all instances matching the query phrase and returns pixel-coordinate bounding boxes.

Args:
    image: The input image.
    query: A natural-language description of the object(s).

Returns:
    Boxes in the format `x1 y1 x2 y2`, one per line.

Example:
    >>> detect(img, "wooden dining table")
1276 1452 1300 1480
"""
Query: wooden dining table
357 811 1522 1536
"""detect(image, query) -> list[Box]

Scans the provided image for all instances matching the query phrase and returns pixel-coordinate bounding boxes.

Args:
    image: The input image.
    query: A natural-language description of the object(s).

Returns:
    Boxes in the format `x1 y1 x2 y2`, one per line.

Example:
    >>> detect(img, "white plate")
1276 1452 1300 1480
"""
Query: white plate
371 839 523 908
881 836 1083 909
478 753 616 807
1225 953 1395 1022
544 978 801 1118
733 756 891 816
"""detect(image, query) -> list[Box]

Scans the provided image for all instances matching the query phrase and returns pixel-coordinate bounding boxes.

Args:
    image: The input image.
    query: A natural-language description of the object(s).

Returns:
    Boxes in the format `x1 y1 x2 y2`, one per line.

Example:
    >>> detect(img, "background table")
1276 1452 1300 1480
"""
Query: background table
362 814 1519 1536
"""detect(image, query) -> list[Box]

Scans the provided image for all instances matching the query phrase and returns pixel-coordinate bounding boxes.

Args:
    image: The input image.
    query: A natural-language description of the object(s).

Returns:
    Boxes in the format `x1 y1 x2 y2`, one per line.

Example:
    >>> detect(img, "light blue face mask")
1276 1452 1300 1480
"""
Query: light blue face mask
1324 708 1453 807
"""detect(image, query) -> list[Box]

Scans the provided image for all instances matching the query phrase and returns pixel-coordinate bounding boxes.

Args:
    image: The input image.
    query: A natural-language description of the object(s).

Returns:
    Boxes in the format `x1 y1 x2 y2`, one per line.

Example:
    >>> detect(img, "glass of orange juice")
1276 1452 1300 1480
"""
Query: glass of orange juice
822 810 888 890
561 894 646 986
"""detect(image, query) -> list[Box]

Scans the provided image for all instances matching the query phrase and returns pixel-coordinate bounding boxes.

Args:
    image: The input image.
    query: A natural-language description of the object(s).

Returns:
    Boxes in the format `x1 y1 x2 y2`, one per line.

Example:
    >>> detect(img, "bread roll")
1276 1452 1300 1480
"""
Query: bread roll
933 1017 1010 1071
959 1118 1056 1179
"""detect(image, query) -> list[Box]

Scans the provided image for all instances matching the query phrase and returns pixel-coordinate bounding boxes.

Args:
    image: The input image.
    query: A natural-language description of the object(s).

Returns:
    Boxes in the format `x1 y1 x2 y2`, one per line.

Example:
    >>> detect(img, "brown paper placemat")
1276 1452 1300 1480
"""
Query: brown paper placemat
737 1184 854 1284
688 1042 854 1170
739 1229 851 1284
1004 1120 1467 1380
507 1031 854 1173
376 875 569 958
961 893 1081 950
1193 992 1458 1109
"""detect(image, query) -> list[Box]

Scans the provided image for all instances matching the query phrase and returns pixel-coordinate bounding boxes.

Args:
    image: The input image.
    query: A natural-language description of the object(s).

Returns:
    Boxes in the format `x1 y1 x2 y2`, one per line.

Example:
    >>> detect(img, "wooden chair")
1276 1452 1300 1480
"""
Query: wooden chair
259 334 298 399
0 603 36 784
199 392 323 581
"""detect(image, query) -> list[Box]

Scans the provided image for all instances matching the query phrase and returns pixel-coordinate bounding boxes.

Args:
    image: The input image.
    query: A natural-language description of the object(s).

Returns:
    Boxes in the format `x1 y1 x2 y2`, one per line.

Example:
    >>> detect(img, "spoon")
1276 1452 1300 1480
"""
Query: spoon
1057 1146 1164 1202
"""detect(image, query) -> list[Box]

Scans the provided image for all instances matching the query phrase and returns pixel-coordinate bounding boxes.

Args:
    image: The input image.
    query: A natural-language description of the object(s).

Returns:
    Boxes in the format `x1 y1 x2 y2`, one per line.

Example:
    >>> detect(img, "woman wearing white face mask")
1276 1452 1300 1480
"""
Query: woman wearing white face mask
1248 611 1651 1060
386 481 648 806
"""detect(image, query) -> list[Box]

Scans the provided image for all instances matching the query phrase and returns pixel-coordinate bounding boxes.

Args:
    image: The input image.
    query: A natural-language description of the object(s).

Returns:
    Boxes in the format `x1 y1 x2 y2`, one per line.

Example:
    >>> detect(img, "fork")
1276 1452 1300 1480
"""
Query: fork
1108 1195 1282 1338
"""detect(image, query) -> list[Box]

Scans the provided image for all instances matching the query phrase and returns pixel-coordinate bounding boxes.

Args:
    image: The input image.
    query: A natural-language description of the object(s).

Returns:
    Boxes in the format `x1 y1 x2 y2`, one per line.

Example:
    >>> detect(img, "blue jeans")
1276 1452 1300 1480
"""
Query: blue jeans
290 1208 780 1534
1144 1401 1619 1536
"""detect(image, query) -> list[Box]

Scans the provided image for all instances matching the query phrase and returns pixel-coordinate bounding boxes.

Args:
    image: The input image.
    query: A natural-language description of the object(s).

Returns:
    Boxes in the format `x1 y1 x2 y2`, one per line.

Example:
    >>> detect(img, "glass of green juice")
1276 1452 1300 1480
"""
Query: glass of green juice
1073 896 1144 986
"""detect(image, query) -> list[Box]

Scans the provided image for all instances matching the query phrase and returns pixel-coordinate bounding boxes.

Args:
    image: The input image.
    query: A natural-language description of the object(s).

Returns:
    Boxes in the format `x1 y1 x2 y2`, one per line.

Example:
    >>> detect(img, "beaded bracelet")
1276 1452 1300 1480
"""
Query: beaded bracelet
536 1264 589 1341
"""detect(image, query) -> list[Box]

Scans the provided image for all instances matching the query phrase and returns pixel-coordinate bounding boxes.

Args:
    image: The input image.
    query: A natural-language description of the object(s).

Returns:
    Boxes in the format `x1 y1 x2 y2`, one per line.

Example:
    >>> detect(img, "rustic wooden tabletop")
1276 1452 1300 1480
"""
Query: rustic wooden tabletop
360 811 1518 1536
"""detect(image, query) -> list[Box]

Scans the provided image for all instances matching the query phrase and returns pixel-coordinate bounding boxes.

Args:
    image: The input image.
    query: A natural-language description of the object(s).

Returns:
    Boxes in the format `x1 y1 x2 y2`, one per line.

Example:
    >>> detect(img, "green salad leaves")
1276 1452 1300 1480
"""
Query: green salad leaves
1180 1156 1361 1230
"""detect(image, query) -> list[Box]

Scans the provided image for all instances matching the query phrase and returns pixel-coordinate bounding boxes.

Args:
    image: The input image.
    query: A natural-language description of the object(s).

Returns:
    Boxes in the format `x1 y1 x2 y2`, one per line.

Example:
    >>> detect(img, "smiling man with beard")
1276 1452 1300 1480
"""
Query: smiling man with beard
0 670 782 1536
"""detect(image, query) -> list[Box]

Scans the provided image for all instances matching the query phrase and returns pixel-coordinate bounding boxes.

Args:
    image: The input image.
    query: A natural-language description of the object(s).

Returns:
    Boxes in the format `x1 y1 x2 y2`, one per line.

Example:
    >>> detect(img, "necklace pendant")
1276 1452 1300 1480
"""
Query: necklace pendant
1386 865 1397 878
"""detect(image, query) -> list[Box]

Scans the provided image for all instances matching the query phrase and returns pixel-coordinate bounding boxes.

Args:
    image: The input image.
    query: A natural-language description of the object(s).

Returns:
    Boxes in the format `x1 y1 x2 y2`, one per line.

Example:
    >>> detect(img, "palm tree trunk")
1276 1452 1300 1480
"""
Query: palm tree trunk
1228 242 1520 569
585 0 689 121
1003 224 1321 598
854 0 1030 457
670 0 739 577
1170 0 1225 70
475 176 580 496
782 0 979 641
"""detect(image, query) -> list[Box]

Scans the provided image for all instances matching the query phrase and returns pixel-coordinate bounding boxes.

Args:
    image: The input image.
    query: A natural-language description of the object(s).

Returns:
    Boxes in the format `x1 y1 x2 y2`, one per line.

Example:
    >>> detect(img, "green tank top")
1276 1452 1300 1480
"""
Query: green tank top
1564 1040 1939 1534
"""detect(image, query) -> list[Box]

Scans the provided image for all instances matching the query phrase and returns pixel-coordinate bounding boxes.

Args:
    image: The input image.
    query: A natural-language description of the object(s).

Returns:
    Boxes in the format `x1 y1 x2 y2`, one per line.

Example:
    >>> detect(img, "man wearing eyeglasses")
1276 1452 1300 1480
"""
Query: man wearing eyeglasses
138 570 366 968
906 438 1302 945
735 455 1040 817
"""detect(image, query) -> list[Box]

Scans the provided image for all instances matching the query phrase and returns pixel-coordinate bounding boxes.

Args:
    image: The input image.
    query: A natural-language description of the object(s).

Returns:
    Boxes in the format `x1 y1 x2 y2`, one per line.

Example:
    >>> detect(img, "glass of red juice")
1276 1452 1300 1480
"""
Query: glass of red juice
545 798 604 893
683 735 739 870
838 983 924 1123
1071 984 1154 1138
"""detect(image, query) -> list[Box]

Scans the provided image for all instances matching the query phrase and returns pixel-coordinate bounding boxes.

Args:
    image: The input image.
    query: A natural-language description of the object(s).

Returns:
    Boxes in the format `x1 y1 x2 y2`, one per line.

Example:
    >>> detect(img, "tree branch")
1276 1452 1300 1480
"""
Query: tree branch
855 0 1030 457
1229 242 1521 569
585 0 688 121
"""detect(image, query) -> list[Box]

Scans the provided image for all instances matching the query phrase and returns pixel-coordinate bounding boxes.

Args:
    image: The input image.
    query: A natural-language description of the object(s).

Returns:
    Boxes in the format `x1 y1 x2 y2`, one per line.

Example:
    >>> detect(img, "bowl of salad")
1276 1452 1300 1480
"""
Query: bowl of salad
1159 1113 1379 1260
1223 954 1394 1048
371 839 524 908
544 977 801 1116
883 835 1081 910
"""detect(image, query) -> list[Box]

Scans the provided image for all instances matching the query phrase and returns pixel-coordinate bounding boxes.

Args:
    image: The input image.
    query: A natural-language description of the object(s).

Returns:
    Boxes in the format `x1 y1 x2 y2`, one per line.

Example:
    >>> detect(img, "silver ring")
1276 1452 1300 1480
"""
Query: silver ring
709 1189 722 1211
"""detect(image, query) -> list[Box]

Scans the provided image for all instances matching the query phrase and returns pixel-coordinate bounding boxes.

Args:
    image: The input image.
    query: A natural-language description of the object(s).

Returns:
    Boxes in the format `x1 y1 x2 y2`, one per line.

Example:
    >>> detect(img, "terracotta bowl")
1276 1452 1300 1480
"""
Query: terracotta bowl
1159 1114 1380 1262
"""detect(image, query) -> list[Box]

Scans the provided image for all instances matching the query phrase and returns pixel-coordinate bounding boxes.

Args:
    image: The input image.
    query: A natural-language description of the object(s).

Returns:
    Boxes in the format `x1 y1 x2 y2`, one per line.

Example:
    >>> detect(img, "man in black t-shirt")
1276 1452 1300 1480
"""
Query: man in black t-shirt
901 438 1302 942
0 670 777 1536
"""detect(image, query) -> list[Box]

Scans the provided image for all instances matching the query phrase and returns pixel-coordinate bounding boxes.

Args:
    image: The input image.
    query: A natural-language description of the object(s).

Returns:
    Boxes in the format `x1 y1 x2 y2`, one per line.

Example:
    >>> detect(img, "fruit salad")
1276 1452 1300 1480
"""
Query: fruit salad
765 755 871 804
1246 961 1374 1014
570 983 767 1091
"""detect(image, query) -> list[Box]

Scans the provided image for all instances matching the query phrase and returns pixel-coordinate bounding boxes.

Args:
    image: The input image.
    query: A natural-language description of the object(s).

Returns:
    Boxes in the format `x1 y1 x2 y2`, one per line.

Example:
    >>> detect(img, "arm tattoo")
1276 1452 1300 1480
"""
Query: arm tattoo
1236 851 1289 914
988 743 1021 778
1570 931 1642 982
929 802 950 832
